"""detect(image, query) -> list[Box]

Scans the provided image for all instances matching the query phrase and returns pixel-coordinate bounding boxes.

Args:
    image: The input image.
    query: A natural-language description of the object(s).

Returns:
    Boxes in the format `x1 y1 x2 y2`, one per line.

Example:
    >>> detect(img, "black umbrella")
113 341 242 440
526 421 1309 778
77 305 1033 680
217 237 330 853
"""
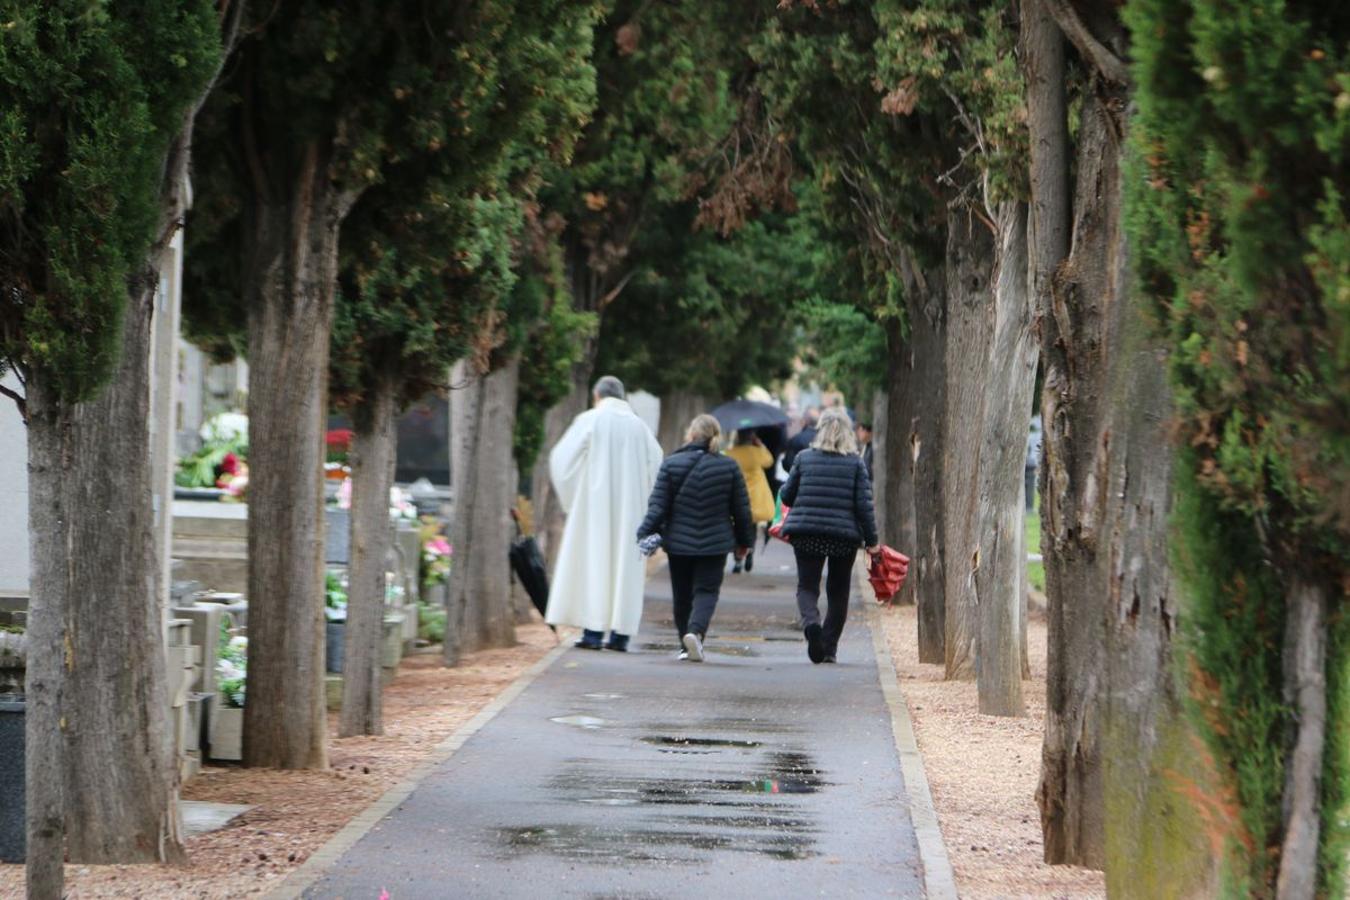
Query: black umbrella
508 536 555 635
710 399 788 435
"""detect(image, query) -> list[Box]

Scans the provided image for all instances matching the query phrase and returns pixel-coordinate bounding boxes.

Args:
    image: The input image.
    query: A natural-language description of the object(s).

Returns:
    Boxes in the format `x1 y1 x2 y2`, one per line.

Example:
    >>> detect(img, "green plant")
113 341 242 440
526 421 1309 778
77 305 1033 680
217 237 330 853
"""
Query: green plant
325 571 348 622
417 604 447 644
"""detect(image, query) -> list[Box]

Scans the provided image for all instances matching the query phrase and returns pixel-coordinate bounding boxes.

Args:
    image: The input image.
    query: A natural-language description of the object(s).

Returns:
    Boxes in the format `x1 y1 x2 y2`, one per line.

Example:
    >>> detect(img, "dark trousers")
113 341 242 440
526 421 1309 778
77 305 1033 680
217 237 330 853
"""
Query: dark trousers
793 549 855 654
668 553 727 638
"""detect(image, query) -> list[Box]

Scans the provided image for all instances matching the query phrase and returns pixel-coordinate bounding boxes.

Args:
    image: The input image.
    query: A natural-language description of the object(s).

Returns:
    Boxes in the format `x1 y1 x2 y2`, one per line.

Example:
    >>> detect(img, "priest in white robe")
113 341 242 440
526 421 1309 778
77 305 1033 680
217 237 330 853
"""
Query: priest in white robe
546 375 664 650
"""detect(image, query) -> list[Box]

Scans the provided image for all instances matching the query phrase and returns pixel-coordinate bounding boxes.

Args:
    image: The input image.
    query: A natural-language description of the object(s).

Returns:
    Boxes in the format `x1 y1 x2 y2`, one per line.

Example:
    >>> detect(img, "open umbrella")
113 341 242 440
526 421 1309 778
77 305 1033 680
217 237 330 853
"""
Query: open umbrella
710 399 787 435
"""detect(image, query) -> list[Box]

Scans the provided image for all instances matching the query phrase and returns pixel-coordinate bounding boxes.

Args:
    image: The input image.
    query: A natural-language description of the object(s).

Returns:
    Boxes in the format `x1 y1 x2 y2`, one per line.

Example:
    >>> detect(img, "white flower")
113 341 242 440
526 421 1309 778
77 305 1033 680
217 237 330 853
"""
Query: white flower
200 411 248 445
227 636 248 653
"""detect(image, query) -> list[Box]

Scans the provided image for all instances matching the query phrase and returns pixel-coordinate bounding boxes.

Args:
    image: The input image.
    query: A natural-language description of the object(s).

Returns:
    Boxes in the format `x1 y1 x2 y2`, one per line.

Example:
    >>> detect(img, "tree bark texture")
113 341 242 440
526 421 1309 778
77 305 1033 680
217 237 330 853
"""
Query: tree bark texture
878 319 917 604
1033 66 1182 875
974 202 1035 716
657 391 708 456
1275 577 1328 900
941 211 996 681
908 265 948 665
339 376 397 737
529 343 596 573
445 357 521 665
243 153 347 770
25 288 185 896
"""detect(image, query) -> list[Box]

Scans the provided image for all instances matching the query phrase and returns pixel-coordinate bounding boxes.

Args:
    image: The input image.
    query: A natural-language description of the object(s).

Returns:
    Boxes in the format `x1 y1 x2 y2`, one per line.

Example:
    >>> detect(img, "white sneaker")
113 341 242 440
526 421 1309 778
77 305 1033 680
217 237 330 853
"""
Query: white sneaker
676 649 689 661
682 633 705 662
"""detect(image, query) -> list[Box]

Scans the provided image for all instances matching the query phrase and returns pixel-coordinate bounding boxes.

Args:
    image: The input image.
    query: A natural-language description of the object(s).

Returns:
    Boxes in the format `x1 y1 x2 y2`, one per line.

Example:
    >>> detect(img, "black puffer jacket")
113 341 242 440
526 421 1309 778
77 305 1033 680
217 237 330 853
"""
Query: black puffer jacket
779 448 878 546
637 442 754 556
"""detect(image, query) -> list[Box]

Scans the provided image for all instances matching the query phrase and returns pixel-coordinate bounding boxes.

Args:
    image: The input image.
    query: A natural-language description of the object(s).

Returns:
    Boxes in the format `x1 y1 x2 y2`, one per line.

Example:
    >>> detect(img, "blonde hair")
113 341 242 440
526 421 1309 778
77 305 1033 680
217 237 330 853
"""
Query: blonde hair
685 414 723 453
812 409 858 455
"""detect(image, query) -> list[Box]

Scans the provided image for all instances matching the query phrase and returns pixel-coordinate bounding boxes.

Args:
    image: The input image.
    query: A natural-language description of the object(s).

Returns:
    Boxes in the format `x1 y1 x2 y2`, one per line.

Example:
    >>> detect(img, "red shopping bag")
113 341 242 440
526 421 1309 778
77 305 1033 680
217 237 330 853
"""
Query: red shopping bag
868 545 910 603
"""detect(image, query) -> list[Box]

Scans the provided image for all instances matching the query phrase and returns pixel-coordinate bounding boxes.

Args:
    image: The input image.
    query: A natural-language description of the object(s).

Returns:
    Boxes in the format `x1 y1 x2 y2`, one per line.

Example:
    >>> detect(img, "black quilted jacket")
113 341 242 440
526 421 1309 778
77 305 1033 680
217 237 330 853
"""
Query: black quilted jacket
637 442 754 556
779 448 879 546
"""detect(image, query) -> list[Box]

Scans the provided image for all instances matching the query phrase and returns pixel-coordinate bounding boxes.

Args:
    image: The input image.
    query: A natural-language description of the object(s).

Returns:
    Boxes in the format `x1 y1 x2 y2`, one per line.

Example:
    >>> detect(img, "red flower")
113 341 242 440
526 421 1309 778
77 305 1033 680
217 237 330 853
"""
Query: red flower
219 452 241 476
326 428 354 450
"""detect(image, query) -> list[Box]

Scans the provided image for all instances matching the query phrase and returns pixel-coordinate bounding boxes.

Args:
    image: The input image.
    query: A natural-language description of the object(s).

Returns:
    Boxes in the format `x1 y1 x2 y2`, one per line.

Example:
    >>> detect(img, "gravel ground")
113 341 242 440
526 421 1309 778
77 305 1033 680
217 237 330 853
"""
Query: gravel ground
875 602 1105 899
0 622 560 899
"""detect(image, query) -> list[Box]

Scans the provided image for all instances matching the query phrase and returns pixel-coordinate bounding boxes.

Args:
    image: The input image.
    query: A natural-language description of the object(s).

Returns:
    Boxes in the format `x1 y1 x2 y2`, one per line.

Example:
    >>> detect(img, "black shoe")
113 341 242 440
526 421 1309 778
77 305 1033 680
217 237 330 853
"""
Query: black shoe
805 624 824 664
732 562 743 574
744 550 754 573
604 632 630 652
574 628 604 650
822 653 837 664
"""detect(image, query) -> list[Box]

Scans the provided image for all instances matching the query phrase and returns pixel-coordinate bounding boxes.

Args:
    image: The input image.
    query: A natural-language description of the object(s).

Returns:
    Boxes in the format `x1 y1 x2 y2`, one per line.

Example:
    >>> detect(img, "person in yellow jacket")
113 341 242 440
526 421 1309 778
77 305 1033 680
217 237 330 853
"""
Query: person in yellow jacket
726 429 775 572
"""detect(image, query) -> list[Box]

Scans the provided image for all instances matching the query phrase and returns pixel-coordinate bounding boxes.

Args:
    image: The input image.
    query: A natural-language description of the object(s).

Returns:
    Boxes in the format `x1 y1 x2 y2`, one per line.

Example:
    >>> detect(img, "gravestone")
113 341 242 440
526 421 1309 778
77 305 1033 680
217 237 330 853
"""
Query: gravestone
0 694 24 862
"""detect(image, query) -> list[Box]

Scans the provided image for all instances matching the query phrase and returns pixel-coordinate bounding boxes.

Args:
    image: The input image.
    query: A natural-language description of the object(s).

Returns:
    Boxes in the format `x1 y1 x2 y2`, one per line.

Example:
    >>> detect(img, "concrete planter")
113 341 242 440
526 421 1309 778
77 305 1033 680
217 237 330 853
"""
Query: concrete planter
0 694 24 862
326 621 346 673
208 705 243 762
382 614 405 669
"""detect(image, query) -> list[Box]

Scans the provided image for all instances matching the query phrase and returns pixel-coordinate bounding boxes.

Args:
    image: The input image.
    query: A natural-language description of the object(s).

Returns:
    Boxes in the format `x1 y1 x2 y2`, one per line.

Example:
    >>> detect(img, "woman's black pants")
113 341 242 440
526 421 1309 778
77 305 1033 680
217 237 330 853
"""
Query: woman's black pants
793 548 855 655
667 553 727 639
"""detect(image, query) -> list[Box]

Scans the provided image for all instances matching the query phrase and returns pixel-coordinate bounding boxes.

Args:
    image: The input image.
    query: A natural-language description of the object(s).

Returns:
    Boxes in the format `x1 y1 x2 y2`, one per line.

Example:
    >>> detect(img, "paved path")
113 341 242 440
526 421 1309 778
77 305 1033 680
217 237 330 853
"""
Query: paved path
304 541 926 898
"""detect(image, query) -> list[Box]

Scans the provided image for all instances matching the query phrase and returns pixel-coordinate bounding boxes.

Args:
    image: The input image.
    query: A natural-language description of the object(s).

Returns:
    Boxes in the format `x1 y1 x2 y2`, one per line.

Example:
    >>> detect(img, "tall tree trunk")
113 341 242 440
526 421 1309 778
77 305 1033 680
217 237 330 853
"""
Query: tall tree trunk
975 202 1035 716
243 152 348 770
1276 576 1328 900
445 357 521 665
25 288 185 896
878 320 917 604
908 264 948 664
657 391 707 455
942 211 996 681
340 375 397 737
530 347 595 572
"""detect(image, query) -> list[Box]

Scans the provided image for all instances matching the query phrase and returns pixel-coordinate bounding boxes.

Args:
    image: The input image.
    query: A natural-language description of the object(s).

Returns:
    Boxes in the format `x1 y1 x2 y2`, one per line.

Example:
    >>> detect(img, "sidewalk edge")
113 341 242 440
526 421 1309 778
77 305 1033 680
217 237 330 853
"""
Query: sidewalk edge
863 589 959 899
266 636 573 900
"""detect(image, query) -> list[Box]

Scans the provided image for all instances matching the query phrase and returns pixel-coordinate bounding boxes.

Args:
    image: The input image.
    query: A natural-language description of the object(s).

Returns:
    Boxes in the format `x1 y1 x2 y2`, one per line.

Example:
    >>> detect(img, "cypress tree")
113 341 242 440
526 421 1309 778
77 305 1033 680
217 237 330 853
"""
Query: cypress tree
0 1 221 893
1128 2 1350 894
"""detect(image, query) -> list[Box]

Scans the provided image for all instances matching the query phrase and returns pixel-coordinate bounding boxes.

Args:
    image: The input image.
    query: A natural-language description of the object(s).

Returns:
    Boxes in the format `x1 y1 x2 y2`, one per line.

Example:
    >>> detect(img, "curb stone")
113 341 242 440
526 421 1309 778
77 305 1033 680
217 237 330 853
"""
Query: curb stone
266 635 574 900
860 560 959 900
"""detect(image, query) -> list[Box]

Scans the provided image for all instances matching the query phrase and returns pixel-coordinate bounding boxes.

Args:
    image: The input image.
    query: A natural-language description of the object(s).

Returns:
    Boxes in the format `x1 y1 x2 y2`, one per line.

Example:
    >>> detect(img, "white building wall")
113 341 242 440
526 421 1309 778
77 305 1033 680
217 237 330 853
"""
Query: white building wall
0 373 29 596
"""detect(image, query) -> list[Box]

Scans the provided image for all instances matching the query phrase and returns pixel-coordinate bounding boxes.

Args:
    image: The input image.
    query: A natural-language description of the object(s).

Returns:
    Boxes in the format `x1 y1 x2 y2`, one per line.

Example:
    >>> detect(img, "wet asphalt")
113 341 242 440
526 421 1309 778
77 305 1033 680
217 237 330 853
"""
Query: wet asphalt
304 540 925 898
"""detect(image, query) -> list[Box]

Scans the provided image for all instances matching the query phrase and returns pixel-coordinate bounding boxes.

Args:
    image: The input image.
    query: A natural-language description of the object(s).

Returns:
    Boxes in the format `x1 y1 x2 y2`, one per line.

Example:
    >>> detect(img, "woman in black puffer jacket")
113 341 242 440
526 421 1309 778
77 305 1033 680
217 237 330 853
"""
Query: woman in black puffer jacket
637 414 754 662
779 408 879 664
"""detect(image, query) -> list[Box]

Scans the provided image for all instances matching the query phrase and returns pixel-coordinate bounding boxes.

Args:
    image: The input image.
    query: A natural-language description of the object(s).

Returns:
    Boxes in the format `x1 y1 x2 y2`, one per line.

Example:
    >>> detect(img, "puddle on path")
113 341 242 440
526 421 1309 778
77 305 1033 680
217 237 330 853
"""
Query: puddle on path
550 715 607 729
498 824 815 862
582 692 625 700
640 736 762 749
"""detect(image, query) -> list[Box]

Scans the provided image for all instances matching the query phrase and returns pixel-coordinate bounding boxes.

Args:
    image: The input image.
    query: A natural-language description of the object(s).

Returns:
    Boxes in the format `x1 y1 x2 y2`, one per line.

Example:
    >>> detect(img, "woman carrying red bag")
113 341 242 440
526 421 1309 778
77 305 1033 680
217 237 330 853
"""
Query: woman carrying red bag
778 408 880 664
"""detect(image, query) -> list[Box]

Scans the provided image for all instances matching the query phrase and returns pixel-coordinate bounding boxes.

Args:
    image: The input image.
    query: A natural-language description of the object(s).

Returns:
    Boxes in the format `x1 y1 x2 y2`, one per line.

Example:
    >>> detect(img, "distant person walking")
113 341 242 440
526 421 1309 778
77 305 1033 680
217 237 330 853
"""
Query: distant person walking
779 409 879 664
725 429 774 573
637 415 753 662
547 375 664 651
782 406 820 473
856 421 874 483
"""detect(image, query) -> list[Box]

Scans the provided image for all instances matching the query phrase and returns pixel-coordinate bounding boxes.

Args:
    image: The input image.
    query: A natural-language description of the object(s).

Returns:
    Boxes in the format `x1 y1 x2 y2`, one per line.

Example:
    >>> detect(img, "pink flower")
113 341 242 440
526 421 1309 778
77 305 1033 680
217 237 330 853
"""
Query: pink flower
428 537 452 556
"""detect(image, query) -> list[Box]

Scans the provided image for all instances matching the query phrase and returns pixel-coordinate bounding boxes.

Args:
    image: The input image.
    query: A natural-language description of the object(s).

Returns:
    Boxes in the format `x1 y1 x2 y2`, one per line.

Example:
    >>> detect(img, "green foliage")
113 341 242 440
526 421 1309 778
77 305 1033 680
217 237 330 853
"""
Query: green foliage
1128 1 1350 889
0 0 220 401
795 297 886 410
330 1 602 425
417 603 447 645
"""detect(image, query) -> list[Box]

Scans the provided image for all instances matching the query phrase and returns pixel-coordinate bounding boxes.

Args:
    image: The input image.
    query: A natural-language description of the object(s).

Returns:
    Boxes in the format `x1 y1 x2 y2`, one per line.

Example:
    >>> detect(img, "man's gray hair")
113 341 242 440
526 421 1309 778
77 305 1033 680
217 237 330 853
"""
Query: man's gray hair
593 375 626 400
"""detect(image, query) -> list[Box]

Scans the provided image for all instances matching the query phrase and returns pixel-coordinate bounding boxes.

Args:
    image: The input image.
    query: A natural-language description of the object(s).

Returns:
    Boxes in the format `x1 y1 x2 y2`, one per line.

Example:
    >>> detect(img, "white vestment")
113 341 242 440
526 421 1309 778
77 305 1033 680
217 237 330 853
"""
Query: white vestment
546 397 663 636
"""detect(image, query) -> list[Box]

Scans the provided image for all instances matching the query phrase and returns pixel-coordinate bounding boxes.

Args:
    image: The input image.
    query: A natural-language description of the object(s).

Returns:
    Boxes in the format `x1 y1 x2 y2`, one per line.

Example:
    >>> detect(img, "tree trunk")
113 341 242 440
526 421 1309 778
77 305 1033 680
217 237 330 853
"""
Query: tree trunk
657 391 707 455
25 290 185 896
243 156 348 770
908 264 948 665
340 376 397 737
530 350 595 572
878 319 917 604
975 202 1034 716
941 211 996 681
1275 577 1327 900
445 357 521 665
